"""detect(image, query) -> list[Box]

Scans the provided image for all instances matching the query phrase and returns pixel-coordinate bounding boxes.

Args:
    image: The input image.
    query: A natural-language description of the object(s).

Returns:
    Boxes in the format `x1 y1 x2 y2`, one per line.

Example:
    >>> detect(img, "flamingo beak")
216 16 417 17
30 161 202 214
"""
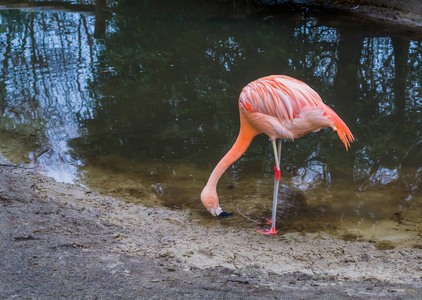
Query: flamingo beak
209 206 233 218
218 211 234 218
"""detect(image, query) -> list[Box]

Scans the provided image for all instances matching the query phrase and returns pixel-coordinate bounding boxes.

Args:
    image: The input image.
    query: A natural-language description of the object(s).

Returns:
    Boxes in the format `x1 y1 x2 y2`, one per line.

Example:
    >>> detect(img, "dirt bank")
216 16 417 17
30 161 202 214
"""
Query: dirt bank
314 0 422 29
1 164 421 299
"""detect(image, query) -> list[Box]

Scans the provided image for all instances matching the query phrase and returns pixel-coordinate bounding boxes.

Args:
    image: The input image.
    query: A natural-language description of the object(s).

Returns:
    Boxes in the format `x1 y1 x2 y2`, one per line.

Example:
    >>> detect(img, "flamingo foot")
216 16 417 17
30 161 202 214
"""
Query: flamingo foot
256 226 277 235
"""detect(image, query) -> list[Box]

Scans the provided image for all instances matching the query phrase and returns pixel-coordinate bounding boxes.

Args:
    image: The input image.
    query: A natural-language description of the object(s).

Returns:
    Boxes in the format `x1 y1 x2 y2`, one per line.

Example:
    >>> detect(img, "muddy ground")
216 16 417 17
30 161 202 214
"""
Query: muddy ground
1 163 422 299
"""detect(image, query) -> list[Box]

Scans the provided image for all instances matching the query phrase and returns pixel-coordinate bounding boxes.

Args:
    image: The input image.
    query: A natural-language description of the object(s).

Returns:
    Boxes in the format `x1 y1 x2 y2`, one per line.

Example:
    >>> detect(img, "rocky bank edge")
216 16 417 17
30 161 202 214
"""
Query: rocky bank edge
314 0 422 30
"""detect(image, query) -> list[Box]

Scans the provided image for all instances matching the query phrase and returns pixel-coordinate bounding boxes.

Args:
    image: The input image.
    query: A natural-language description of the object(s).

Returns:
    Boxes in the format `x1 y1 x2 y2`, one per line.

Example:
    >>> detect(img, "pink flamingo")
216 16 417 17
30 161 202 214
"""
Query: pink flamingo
201 75 354 234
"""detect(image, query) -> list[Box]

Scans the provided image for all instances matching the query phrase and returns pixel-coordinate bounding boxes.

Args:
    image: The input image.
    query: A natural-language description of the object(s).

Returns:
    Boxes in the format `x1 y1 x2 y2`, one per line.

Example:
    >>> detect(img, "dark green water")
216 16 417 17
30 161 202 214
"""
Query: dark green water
0 0 421 248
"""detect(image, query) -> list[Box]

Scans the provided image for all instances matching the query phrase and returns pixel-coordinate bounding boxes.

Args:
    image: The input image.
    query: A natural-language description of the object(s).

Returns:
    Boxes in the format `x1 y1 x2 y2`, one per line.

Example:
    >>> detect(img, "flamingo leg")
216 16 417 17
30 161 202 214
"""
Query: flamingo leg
257 139 281 235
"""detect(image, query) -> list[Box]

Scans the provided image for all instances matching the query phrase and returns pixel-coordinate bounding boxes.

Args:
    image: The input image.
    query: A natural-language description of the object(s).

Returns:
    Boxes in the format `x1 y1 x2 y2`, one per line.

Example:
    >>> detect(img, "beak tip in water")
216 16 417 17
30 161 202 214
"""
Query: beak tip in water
218 211 234 218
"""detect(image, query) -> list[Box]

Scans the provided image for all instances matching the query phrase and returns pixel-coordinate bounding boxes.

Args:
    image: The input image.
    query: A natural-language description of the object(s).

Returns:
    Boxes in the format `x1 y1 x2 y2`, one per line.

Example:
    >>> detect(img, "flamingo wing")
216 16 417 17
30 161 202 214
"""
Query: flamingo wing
239 75 354 149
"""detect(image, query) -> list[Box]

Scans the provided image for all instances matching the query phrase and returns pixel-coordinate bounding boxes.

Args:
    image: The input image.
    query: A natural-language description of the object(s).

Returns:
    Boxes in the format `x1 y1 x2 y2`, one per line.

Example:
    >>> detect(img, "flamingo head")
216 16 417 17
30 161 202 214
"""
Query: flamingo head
200 187 233 217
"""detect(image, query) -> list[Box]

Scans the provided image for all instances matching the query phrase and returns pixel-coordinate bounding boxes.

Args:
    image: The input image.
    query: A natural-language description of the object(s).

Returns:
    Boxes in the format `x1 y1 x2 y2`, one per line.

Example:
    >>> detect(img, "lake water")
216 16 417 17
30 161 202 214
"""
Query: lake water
0 0 421 249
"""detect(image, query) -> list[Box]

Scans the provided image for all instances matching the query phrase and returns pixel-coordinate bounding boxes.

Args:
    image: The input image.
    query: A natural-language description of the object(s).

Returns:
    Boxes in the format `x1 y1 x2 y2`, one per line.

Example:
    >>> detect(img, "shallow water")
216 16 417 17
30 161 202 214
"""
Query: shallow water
0 0 421 249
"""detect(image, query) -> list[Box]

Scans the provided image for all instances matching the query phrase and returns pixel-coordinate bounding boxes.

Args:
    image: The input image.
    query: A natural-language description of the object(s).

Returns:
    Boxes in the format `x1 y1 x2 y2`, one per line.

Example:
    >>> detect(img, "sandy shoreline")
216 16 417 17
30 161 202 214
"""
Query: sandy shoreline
1 165 421 299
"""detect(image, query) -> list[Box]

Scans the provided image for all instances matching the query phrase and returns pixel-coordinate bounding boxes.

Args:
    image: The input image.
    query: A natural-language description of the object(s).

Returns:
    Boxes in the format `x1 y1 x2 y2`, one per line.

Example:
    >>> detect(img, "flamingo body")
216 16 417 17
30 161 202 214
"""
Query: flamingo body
239 75 353 147
201 75 354 233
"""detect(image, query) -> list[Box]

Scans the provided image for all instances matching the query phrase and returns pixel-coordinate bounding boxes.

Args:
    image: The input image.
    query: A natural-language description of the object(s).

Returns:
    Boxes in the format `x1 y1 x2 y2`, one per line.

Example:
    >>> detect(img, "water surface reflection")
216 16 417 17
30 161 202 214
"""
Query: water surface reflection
0 0 421 249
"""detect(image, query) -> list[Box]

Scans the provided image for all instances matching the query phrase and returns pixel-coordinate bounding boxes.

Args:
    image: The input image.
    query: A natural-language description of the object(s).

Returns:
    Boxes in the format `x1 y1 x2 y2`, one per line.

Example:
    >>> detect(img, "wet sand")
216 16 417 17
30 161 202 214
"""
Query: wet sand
1 165 421 299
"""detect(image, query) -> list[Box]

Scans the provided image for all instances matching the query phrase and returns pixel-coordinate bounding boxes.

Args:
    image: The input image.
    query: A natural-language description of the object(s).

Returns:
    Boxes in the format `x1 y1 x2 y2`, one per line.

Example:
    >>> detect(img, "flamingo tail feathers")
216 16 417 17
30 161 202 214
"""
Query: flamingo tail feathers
324 106 354 150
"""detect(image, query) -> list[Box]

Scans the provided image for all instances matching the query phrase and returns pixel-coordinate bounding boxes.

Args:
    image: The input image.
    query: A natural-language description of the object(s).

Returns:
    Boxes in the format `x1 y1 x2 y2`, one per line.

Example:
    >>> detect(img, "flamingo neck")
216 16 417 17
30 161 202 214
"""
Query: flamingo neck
205 121 258 191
